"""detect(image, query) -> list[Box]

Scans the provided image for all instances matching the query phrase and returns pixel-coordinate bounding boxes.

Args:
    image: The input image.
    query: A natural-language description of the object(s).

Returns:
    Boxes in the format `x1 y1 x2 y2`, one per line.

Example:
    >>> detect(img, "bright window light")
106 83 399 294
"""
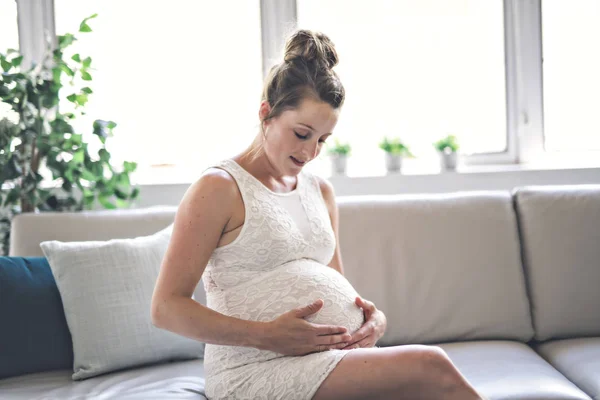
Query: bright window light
297 0 507 176
54 1 263 180
542 0 600 152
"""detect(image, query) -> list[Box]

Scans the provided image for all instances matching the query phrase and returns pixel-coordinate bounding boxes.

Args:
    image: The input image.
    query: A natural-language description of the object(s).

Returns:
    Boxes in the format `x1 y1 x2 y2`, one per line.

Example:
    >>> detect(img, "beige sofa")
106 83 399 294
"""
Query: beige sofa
1 184 599 399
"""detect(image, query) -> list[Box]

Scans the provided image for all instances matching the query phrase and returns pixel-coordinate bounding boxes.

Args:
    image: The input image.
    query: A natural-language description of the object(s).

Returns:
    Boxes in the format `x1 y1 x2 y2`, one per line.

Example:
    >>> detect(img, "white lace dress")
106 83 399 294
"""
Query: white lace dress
202 159 364 400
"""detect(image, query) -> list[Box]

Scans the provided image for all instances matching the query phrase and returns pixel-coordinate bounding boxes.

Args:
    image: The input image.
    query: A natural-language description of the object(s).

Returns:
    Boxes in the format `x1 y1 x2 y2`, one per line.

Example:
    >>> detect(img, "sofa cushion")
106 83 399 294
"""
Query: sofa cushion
0 257 73 379
437 340 592 400
337 192 534 345
0 359 206 399
535 337 600 400
39 225 204 380
514 185 600 341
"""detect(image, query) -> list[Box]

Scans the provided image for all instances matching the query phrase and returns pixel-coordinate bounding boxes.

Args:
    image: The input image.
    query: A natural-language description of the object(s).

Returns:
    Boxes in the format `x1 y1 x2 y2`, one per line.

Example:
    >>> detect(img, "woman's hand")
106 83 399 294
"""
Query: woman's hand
342 296 387 350
261 299 353 356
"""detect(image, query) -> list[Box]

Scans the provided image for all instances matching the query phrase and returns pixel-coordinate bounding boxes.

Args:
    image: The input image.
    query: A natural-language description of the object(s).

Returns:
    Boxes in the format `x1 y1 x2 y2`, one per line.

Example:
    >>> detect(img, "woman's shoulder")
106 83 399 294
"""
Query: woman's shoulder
183 166 241 208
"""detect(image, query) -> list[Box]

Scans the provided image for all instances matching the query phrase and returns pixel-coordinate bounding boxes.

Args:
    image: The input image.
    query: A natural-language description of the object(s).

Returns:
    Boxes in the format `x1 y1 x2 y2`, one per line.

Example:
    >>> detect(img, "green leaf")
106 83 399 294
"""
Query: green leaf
130 187 140 200
76 93 88 106
1 58 12 72
59 63 75 76
4 187 20 206
93 119 115 138
83 194 95 208
123 161 137 173
52 66 62 82
79 13 98 33
81 87 93 94
79 23 92 33
67 93 77 103
11 56 23 67
71 53 81 62
72 149 85 164
114 188 128 200
58 34 76 49
62 179 73 192
82 57 92 68
81 71 92 81
51 118 75 134
98 148 110 162
98 195 116 209
81 168 97 181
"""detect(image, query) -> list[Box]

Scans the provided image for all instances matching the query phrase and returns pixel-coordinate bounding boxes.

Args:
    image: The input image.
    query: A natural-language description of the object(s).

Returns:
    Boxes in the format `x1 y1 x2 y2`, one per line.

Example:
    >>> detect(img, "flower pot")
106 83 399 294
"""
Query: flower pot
330 154 348 175
385 153 402 173
439 150 458 171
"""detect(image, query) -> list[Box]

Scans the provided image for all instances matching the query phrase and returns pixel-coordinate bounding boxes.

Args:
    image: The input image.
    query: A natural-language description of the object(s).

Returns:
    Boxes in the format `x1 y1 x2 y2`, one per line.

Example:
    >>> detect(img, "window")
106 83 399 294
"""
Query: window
0 0 19 120
54 0 263 180
541 0 600 153
0 0 19 52
297 0 508 176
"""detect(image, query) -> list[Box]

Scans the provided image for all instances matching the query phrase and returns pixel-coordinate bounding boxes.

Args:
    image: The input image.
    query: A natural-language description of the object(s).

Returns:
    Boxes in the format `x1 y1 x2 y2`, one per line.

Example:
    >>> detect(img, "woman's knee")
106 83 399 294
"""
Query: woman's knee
410 346 463 389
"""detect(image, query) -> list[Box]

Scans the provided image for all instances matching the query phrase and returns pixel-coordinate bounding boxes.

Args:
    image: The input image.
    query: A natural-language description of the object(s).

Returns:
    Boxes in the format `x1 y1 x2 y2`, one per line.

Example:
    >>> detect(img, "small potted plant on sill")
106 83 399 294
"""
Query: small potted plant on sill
327 138 351 175
433 134 460 171
379 137 413 173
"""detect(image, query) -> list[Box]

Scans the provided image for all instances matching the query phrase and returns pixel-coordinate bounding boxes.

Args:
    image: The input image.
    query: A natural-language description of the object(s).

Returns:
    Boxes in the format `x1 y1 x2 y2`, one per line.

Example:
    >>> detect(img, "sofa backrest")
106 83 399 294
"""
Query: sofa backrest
514 184 600 341
10 191 537 345
337 192 535 345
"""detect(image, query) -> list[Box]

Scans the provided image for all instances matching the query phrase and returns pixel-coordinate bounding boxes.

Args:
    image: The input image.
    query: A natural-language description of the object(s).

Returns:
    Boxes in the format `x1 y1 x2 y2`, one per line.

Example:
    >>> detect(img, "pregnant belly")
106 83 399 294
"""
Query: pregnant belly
204 259 365 374
224 259 365 335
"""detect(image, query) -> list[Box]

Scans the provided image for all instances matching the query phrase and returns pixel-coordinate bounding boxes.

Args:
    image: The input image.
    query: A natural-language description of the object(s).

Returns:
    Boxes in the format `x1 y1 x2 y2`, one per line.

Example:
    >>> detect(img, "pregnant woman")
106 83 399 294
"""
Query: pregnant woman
151 30 485 400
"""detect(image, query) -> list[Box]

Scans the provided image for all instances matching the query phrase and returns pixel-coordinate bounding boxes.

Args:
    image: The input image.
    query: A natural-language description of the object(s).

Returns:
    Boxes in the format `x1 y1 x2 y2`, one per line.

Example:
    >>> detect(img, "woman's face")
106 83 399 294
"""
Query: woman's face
260 97 339 175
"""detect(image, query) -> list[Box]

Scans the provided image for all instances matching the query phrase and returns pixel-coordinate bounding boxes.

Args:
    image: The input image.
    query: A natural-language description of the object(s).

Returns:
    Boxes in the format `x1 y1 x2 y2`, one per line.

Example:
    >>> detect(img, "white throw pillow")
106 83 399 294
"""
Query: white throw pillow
40 224 204 380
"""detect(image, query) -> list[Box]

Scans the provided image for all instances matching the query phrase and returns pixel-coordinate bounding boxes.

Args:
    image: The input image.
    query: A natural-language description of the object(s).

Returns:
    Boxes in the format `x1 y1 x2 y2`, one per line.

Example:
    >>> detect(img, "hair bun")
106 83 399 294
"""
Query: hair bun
283 30 339 69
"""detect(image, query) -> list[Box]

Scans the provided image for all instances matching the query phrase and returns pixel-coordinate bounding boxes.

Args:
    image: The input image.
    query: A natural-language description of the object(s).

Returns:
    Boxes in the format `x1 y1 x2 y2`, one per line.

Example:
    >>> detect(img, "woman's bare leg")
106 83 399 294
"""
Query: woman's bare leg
312 345 485 400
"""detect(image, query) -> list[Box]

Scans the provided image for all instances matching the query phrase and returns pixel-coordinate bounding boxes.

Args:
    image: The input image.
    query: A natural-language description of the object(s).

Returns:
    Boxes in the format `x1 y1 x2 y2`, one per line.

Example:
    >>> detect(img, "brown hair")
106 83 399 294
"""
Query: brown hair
262 29 345 122
248 30 345 161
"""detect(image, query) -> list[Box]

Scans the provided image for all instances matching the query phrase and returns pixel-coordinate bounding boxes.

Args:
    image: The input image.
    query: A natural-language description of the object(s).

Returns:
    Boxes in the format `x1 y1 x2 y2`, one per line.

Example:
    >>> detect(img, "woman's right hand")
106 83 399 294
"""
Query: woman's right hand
260 299 352 356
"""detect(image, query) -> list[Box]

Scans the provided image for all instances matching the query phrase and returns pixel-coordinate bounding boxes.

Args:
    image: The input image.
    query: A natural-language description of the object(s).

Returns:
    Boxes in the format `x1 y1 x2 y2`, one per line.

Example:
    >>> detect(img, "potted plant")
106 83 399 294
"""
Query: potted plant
433 134 460 171
378 137 413 173
327 138 351 175
0 14 139 255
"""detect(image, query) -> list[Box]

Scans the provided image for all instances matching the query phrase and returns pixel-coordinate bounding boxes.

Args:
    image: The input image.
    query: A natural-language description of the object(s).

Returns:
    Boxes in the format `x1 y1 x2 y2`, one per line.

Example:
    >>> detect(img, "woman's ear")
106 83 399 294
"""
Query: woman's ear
258 101 271 123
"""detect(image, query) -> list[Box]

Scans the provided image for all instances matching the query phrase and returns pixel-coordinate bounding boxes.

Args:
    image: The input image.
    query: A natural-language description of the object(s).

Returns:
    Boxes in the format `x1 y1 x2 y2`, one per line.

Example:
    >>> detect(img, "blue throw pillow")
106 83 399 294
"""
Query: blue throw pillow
0 257 73 379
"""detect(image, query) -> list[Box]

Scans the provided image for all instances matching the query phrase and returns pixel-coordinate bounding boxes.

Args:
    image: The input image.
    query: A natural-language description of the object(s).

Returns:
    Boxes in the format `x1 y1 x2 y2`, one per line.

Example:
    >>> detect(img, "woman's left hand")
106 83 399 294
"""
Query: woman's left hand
342 296 387 350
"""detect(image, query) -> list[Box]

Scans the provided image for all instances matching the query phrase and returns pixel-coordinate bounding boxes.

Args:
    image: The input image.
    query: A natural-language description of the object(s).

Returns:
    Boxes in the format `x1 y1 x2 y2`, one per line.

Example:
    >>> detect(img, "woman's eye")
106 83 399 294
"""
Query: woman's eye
294 131 308 140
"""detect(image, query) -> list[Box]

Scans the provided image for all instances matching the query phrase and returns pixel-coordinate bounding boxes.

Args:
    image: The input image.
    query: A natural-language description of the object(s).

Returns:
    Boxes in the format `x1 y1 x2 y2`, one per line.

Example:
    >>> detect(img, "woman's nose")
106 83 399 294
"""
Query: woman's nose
303 140 319 160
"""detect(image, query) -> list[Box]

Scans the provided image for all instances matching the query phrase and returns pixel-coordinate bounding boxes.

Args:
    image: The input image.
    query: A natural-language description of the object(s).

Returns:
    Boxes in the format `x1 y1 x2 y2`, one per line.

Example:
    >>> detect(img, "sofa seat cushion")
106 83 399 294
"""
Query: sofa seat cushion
0 359 206 400
436 340 591 399
535 337 600 400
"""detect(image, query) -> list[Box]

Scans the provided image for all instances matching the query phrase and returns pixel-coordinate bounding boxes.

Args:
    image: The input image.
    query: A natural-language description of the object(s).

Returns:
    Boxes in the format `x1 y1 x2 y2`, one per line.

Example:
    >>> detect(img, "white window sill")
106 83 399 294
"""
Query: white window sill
129 159 600 187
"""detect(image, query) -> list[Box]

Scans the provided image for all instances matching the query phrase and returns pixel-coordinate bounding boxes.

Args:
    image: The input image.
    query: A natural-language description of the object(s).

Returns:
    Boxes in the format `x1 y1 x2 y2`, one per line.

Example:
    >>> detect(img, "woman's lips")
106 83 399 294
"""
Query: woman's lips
290 156 306 166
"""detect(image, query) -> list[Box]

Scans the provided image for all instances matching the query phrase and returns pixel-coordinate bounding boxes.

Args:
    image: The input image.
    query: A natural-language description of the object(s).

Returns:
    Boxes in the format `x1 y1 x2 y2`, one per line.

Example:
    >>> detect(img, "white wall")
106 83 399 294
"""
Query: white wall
130 166 600 208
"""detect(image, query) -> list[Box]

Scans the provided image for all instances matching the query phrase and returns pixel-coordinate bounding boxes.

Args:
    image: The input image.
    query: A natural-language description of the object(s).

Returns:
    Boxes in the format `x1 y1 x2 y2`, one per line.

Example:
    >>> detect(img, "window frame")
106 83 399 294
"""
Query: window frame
10 0 600 179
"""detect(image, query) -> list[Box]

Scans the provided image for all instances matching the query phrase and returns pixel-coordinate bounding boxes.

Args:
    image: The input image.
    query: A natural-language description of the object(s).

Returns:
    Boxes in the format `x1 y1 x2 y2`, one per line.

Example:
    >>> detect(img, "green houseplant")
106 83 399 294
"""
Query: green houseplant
0 14 139 255
378 136 413 173
327 138 351 175
433 134 460 171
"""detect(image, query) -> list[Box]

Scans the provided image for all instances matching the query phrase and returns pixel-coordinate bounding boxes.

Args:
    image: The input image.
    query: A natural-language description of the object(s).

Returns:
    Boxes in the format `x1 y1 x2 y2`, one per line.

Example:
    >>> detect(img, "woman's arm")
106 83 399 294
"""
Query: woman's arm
151 169 265 349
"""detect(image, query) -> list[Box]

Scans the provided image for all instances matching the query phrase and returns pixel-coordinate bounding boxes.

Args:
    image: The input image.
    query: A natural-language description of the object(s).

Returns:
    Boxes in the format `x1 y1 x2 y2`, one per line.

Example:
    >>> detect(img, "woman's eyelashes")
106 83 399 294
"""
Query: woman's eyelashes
294 131 308 140
294 131 327 144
